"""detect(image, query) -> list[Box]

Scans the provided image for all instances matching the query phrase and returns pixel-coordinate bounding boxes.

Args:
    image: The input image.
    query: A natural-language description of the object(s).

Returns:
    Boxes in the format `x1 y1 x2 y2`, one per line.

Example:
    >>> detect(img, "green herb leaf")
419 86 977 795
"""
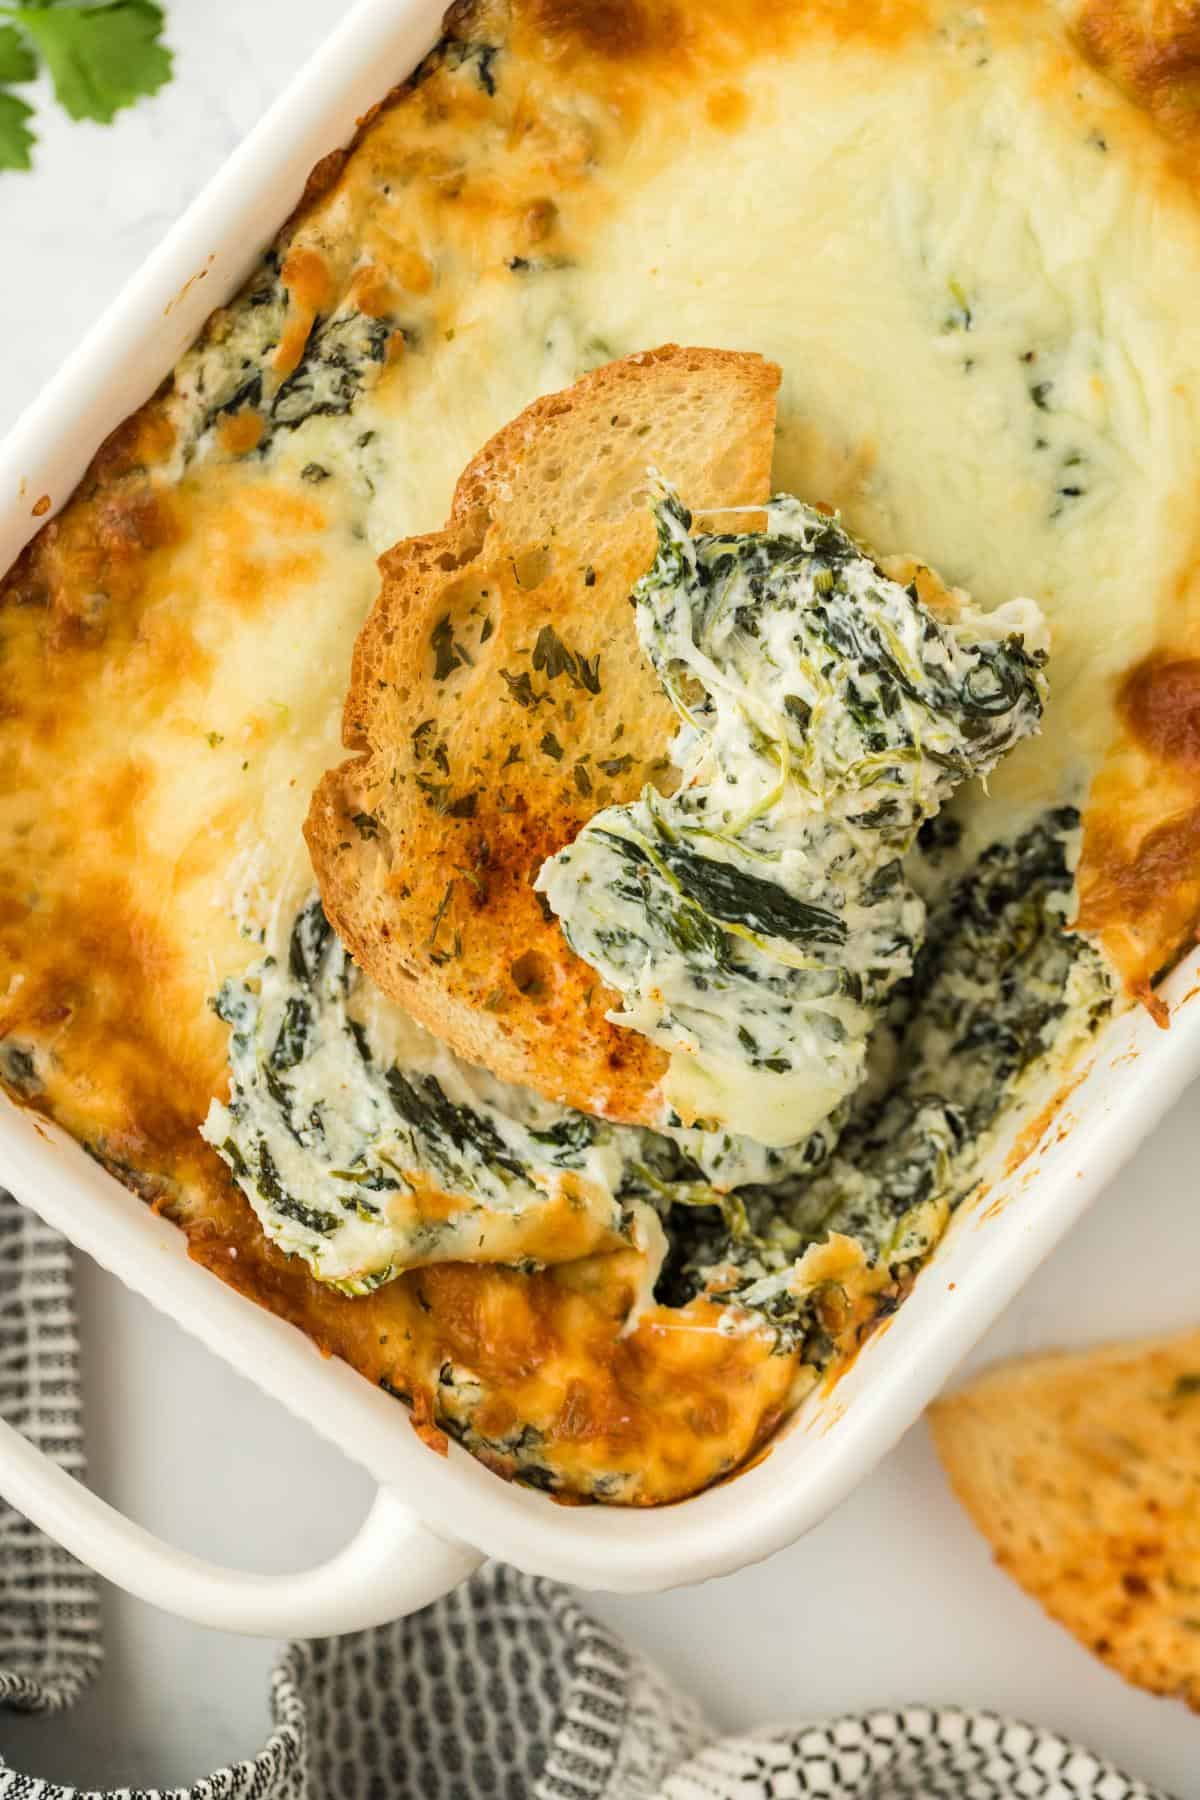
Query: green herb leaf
431 615 463 681
0 21 35 81
0 22 36 171
415 775 451 812
0 88 35 168
428 880 455 948
499 668 540 708
410 718 436 760
11 1 172 125
532 623 576 684
531 623 601 695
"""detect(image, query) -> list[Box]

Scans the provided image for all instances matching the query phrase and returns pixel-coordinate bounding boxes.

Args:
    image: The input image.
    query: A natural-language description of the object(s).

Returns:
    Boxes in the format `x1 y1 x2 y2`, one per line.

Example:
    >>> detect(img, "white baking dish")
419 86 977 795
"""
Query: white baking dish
2 0 1198 1640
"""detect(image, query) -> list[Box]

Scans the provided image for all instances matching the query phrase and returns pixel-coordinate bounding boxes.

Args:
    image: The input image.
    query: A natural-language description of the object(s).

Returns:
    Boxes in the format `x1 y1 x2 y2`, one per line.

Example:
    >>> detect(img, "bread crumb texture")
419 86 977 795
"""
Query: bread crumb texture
930 1327 1200 1707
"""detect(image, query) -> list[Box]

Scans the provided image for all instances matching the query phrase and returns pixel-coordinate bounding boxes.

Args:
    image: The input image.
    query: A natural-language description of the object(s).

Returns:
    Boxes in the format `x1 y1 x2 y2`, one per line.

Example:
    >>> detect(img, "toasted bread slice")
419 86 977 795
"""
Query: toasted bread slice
929 1329 1200 1709
306 346 780 1121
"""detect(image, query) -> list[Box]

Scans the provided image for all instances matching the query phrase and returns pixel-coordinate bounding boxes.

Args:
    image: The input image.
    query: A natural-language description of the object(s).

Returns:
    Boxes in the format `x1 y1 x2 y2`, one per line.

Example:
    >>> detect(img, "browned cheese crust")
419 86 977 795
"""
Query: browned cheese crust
1 0 1199 1505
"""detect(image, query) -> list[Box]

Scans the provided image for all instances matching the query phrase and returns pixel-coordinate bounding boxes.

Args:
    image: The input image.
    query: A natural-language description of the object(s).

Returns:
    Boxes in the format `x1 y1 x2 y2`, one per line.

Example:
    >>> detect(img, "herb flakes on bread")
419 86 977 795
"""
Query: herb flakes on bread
306 344 779 1123
930 1329 1200 1709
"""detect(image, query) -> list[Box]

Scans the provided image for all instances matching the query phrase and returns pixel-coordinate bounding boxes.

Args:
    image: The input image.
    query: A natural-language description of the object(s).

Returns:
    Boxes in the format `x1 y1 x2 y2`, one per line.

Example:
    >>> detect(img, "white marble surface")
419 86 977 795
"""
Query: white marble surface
0 4 1198 1792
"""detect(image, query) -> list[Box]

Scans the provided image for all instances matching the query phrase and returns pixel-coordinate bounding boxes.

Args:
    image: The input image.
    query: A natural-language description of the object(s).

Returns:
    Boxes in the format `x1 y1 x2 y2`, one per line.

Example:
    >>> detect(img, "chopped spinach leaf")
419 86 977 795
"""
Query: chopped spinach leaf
539 481 1046 1146
1 1043 38 1095
269 996 312 1071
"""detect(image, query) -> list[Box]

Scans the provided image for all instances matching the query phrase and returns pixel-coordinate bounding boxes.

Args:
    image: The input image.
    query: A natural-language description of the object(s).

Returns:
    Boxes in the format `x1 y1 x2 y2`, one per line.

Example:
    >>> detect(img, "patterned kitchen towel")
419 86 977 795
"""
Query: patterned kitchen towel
0 1191 1174 1800
0 1204 99 1714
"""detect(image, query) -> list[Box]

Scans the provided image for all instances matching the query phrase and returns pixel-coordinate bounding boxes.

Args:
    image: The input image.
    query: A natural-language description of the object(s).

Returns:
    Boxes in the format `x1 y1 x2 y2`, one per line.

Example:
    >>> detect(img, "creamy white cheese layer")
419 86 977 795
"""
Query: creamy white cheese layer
538 484 1048 1146
203 892 843 1291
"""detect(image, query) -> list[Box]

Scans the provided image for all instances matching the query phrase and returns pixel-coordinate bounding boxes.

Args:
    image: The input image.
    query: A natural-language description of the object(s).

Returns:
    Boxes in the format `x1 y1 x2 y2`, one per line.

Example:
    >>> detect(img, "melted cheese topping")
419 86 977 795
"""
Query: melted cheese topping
2 0 1200 1502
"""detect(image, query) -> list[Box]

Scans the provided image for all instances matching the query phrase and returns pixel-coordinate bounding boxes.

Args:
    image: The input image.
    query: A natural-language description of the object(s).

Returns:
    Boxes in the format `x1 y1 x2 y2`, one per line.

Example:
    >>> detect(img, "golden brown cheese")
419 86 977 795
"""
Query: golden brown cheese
1068 0 1200 156
3 0 1200 1503
1076 651 1200 1015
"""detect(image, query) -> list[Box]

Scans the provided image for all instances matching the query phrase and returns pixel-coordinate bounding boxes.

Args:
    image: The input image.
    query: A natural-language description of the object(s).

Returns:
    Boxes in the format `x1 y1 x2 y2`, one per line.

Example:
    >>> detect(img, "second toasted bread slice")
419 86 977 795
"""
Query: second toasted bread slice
306 345 779 1123
930 1331 1200 1709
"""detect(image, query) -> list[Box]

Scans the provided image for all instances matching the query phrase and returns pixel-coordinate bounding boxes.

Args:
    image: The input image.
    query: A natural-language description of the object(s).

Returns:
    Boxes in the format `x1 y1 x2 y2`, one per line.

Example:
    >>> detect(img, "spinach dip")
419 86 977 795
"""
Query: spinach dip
538 483 1049 1145
207 487 1107 1366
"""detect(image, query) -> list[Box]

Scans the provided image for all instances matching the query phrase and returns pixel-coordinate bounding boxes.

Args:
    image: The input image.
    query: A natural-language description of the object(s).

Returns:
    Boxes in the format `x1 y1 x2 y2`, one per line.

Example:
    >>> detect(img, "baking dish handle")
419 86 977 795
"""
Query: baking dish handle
0 1413 483 1636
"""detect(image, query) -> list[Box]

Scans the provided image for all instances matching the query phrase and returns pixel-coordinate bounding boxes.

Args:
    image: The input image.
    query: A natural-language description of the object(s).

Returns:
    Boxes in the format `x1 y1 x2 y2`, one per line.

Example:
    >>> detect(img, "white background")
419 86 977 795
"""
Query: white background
0 5 1197 1792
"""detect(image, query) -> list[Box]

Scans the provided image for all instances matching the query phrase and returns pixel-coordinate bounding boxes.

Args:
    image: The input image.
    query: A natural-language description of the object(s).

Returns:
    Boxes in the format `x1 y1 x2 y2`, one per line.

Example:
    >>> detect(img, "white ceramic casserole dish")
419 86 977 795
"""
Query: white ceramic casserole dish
1 0 1198 1640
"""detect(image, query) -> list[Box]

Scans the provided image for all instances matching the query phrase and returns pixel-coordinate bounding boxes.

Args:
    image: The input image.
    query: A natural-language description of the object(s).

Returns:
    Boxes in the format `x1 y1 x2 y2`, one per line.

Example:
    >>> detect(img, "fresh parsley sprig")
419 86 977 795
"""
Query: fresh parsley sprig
0 1 172 172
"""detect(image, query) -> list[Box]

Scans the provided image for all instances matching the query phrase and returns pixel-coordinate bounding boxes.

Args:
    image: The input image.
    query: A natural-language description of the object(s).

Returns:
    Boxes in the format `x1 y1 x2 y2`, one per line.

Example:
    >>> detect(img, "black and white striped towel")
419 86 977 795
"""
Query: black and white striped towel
0 1192 1172 1800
